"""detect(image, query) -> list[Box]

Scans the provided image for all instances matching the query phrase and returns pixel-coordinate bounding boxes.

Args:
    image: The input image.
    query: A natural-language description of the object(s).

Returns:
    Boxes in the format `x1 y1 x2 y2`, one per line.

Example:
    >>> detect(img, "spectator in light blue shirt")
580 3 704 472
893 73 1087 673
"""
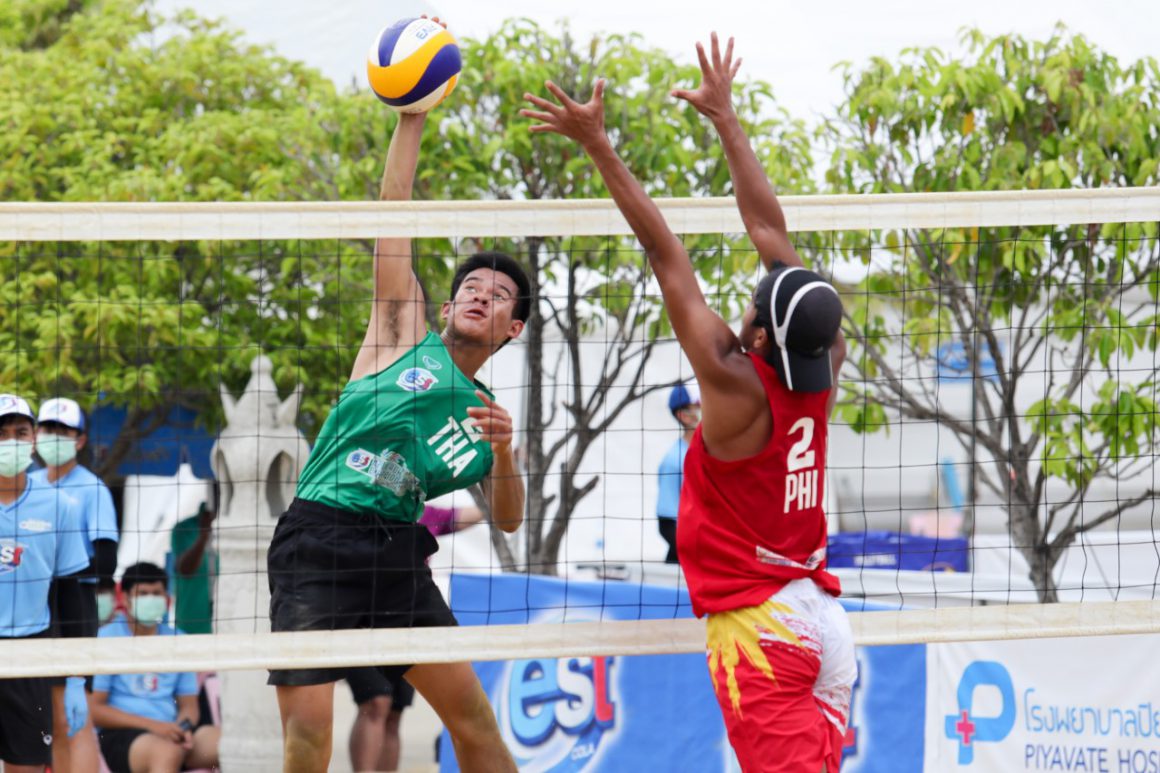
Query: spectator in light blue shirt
31 396 119 772
0 394 91 771
91 563 220 773
657 382 700 564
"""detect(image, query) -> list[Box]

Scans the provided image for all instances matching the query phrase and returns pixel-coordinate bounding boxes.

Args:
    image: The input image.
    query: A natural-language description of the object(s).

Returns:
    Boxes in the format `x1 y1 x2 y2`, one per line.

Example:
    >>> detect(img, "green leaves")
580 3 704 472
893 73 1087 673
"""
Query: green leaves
824 26 1160 508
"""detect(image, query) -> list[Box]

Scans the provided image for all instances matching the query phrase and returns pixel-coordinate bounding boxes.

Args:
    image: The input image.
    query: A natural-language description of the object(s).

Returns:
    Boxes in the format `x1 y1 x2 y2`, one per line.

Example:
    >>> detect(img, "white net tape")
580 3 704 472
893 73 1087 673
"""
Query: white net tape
3 187 1159 242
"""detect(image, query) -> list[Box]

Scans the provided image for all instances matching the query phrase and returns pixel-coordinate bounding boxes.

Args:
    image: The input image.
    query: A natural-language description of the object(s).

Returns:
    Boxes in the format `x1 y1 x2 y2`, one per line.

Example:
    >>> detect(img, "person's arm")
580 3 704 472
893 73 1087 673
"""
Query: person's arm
452 505 484 531
176 505 214 577
348 111 430 382
90 538 117 584
176 692 200 737
521 81 764 417
468 392 523 533
521 82 737 376
50 572 96 638
672 33 802 271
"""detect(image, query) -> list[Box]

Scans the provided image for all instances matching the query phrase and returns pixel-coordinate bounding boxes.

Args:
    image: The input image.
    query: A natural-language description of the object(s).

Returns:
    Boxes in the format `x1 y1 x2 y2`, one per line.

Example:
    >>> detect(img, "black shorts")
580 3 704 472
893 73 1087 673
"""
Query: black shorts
0 665 53 766
267 498 457 687
98 727 148 773
345 666 416 711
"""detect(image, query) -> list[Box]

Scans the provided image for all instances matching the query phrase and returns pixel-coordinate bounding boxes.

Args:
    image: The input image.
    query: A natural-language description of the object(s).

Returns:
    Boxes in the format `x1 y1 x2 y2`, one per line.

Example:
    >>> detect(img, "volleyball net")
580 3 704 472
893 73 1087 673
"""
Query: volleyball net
2 187 1160 677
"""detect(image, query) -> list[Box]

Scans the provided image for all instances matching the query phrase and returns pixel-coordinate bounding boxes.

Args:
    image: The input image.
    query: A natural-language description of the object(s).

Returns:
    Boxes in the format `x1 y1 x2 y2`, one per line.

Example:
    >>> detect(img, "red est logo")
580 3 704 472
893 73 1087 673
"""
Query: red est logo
0 540 26 573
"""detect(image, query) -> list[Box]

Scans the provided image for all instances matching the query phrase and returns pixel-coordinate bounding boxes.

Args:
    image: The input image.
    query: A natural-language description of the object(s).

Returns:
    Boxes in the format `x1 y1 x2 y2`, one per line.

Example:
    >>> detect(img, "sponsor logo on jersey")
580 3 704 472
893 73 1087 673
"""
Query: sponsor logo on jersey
422 355 443 371
19 519 52 533
346 448 423 498
346 450 374 472
397 368 438 392
0 540 26 573
134 674 161 695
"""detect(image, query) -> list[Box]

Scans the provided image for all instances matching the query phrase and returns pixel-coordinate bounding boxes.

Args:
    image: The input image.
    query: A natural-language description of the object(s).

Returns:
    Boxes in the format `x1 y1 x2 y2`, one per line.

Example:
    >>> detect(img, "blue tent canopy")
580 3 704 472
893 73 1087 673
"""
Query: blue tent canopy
88 405 216 479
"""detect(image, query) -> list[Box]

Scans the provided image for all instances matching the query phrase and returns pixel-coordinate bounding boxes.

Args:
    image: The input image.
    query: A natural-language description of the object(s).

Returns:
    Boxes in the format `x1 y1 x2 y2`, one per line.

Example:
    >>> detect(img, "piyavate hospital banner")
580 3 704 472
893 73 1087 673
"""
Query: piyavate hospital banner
925 634 1160 772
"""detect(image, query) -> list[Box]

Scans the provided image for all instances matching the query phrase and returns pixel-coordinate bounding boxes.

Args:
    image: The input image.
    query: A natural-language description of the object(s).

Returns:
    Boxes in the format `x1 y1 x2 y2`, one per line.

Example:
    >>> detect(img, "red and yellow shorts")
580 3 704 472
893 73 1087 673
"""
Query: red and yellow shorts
706 579 857 772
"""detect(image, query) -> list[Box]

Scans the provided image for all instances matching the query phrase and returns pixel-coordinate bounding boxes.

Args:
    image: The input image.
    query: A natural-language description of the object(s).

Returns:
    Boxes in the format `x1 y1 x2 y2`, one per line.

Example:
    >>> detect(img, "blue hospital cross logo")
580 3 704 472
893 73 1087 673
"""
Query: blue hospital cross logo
944 661 1015 765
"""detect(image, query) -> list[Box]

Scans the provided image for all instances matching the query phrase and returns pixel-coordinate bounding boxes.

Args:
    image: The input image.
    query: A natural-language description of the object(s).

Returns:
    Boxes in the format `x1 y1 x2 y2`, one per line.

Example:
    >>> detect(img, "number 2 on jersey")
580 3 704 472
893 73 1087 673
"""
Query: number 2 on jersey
785 418 819 512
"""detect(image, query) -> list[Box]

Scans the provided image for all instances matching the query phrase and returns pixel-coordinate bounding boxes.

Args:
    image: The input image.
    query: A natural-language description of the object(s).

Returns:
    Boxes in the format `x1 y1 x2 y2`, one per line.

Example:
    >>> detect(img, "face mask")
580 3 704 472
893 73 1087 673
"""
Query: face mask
131 595 168 626
0 440 34 477
96 593 116 622
36 433 78 467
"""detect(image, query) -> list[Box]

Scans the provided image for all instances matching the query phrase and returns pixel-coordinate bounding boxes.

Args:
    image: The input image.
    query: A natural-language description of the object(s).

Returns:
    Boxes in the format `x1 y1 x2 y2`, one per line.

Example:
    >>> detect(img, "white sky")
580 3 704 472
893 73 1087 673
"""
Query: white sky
154 0 1155 123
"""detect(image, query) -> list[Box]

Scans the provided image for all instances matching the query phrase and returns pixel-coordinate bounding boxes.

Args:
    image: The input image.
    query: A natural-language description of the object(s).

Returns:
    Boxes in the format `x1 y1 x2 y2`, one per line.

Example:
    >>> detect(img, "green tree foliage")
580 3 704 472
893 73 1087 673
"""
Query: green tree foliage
822 27 1160 600
1 5 814 578
1 0 379 473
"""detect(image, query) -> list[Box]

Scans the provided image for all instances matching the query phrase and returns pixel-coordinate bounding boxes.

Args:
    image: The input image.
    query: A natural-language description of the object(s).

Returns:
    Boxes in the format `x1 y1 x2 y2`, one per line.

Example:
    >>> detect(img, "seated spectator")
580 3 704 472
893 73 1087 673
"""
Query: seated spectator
91 563 220 773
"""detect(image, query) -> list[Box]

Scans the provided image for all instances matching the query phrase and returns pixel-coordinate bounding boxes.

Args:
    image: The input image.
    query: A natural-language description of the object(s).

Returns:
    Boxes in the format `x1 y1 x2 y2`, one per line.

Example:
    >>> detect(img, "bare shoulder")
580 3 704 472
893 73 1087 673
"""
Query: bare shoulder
697 350 771 460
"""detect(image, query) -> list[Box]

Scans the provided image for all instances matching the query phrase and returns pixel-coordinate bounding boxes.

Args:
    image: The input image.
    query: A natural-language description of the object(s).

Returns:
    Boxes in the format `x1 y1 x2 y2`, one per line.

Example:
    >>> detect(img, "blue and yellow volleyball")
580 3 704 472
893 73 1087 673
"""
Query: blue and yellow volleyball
367 17 461 113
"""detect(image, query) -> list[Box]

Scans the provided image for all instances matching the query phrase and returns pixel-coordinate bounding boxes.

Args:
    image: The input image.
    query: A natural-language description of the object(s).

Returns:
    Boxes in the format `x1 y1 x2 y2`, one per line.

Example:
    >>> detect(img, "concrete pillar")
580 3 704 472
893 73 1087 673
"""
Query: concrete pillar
212 356 310 771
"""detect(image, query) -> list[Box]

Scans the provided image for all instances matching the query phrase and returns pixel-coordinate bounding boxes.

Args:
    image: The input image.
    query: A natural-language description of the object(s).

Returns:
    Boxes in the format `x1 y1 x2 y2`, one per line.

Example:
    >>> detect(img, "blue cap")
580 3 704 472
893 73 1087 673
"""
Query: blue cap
668 383 700 415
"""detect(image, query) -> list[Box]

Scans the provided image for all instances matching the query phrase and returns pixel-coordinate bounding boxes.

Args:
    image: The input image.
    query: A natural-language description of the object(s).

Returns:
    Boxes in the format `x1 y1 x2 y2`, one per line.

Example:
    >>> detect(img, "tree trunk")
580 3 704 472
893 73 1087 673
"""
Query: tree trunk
1007 499 1059 603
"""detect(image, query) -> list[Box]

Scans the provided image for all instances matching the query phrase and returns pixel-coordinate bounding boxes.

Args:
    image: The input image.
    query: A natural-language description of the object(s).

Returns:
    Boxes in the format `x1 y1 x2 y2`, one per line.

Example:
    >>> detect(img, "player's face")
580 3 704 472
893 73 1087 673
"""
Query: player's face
442 268 525 347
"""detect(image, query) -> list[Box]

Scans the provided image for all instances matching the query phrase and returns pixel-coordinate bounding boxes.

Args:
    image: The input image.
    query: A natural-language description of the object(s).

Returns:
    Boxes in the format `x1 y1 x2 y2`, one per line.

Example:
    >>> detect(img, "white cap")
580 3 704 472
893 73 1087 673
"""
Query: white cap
37 397 85 431
0 394 35 422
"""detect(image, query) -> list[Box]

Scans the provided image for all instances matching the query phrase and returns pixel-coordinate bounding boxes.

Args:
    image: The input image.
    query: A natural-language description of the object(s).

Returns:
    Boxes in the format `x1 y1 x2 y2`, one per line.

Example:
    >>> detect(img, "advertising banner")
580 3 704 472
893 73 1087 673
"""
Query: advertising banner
445 573 927 772
924 634 1160 772
446 573 731 772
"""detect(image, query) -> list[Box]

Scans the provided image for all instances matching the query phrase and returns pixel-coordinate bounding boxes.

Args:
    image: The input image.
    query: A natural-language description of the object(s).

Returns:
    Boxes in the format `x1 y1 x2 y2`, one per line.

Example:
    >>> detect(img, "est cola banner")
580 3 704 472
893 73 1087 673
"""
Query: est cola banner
925 634 1160 772
445 573 732 772
444 573 925 773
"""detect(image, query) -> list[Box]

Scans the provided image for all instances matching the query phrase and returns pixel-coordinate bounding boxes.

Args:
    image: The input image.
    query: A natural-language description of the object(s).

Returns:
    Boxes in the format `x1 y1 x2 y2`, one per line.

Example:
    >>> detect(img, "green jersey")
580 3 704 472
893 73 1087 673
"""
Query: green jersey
296 332 495 522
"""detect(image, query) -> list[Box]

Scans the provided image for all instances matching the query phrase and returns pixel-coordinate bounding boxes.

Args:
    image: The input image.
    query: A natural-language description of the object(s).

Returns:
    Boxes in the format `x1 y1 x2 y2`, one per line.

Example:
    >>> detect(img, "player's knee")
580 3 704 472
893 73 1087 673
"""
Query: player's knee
139 738 186 773
357 695 392 722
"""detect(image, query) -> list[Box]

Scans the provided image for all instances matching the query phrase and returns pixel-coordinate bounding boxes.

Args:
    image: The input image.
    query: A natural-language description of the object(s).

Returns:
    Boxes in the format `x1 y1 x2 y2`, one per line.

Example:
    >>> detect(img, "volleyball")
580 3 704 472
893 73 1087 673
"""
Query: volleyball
366 17 461 113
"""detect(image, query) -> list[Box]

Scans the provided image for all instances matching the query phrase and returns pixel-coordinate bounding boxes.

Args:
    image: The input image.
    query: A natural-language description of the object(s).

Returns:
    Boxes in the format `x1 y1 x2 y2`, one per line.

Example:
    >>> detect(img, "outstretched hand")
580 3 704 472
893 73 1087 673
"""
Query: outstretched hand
521 79 608 148
671 32 741 122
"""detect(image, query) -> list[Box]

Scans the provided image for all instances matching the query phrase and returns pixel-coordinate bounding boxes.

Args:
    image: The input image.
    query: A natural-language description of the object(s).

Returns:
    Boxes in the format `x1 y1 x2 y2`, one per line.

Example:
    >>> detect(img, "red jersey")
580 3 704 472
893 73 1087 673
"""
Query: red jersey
677 353 840 617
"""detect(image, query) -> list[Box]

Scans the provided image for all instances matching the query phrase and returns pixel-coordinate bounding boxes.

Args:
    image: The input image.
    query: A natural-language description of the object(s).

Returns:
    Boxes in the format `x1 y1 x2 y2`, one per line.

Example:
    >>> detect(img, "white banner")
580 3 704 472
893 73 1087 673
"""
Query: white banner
925 634 1160 772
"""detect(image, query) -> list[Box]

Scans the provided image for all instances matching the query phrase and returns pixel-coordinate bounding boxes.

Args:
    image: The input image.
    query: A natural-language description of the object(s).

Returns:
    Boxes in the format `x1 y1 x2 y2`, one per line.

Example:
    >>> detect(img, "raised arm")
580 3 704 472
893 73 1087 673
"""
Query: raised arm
673 33 802 271
521 81 749 390
349 112 429 382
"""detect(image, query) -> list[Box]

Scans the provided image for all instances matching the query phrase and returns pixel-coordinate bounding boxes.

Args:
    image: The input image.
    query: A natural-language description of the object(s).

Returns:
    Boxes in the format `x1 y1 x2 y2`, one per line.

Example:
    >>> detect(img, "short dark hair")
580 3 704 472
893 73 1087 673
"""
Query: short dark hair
38 420 84 436
449 251 532 324
121 563 168 594
0 415 34 433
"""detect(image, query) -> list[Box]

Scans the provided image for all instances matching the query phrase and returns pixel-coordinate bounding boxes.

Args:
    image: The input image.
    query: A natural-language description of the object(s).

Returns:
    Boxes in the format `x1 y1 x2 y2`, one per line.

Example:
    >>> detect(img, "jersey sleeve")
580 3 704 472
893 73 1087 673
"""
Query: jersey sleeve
92 672 112 693
90 481 119 543
55 496 91 577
